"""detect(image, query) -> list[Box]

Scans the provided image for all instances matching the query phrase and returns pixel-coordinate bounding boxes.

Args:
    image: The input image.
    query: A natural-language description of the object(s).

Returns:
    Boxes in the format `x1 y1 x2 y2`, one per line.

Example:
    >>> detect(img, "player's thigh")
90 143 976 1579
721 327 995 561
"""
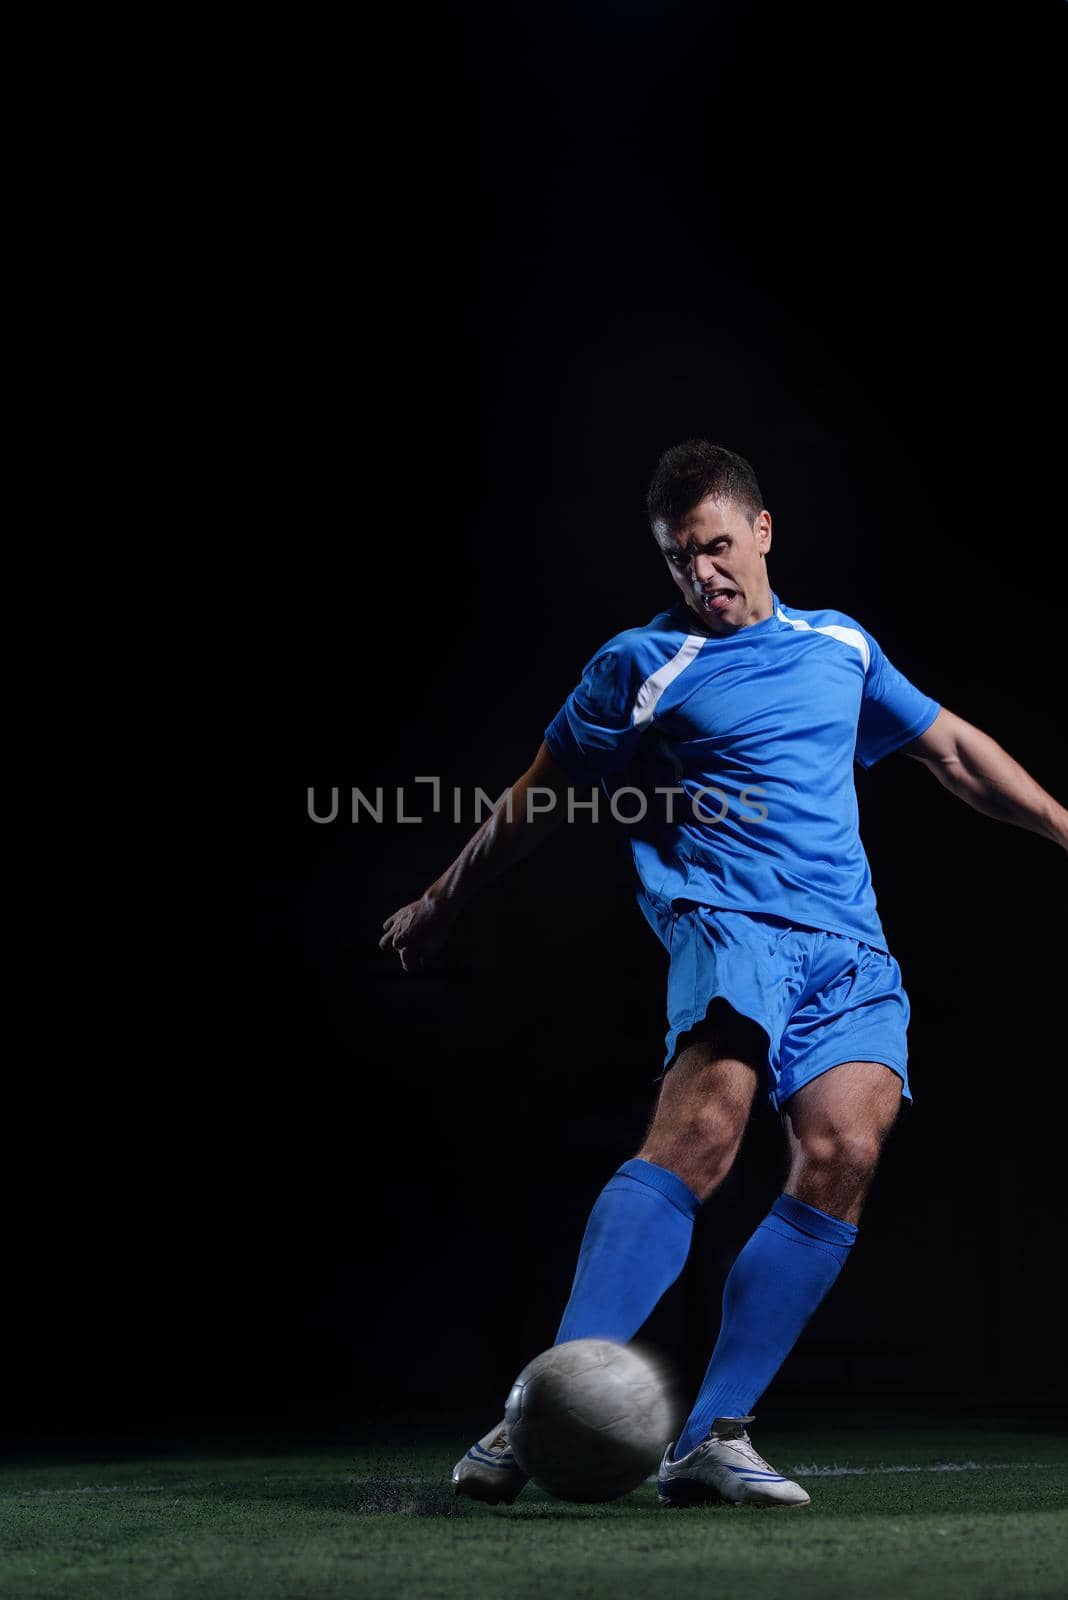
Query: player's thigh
781 1059 903 1172
641 1000 764 1151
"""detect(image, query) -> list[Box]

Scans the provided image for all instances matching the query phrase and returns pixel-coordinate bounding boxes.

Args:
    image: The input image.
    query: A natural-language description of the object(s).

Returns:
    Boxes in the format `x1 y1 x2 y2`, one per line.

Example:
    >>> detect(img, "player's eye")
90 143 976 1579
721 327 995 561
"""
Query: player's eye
668 551 689 566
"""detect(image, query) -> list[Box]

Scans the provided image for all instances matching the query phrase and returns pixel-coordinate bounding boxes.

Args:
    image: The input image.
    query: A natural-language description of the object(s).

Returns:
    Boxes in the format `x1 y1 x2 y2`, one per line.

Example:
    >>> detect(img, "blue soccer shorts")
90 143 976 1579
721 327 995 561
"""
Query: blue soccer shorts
650 900 912 1110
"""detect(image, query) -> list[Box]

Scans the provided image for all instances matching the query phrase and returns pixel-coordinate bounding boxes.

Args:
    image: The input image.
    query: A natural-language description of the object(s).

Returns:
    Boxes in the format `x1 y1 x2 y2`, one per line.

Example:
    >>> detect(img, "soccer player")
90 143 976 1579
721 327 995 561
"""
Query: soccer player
379 441 1067 1509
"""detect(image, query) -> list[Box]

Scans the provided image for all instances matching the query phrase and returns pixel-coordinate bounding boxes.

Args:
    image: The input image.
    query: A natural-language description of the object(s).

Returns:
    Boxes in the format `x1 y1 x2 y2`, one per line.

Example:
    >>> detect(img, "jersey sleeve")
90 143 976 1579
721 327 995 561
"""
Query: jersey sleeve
544 641 645 785
854 627 941 770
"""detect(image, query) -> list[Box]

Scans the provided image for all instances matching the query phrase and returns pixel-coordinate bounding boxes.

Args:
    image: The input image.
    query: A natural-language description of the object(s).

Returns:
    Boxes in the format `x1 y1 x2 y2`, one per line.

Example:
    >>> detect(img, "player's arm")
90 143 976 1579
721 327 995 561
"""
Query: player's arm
902 707 1068 850
379 740 574 970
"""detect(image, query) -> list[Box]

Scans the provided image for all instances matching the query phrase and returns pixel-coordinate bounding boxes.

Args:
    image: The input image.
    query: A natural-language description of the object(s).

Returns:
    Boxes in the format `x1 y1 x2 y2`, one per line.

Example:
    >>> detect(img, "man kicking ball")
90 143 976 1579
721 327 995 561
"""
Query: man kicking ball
379 440 1067 1509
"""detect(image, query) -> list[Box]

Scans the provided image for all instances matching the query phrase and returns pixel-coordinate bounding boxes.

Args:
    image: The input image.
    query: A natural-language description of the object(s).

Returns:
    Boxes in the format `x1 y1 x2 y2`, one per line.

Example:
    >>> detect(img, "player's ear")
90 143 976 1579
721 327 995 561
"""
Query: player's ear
755 511 772 557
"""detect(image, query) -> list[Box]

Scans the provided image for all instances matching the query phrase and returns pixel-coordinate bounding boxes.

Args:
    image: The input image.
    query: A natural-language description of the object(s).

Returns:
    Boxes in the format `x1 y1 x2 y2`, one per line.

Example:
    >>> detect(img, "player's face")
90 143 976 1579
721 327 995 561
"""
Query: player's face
652 496 773 635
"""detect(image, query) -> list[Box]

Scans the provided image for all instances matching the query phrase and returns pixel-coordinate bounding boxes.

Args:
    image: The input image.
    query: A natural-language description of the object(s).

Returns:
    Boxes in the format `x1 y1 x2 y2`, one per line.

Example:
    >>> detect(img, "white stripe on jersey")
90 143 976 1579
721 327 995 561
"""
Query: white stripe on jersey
775 606 870 672
631 633 708 729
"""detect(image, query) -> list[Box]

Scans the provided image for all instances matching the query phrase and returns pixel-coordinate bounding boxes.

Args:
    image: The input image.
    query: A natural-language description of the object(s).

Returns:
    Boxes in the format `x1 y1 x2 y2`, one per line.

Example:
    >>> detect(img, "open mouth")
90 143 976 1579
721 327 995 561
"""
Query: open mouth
701 588 738 613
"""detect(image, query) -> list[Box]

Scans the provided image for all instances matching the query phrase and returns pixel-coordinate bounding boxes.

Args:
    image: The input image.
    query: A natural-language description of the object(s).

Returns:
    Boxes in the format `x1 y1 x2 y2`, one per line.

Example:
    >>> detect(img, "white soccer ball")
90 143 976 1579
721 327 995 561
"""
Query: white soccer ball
504 1338 678 1502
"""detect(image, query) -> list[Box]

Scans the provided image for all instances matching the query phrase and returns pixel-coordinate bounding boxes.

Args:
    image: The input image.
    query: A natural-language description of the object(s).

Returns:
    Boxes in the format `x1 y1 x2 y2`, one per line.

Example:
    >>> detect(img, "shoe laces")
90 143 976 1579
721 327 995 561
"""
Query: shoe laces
488 1426 511 1456
709 1415 776 1473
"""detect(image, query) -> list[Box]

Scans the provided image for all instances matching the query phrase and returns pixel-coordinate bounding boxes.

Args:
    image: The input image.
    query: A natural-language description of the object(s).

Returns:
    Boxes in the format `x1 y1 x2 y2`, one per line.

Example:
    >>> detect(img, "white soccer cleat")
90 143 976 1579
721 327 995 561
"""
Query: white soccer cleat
451 1420 530 1506
657 1415 811 1508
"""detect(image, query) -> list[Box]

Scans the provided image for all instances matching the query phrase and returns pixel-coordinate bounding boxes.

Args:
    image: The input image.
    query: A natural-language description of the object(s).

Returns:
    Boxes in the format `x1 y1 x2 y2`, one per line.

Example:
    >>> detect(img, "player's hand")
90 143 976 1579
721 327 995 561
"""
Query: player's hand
378 894 455 971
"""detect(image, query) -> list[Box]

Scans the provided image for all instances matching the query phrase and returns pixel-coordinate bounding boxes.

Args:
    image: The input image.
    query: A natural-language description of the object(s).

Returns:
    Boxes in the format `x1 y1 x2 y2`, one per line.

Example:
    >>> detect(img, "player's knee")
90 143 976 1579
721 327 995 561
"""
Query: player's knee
796 1127 882 1184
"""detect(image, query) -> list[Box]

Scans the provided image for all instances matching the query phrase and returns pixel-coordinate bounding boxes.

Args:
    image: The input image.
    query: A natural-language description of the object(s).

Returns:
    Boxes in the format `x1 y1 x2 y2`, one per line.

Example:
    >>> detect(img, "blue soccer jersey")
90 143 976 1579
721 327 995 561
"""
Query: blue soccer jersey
544 591 941 953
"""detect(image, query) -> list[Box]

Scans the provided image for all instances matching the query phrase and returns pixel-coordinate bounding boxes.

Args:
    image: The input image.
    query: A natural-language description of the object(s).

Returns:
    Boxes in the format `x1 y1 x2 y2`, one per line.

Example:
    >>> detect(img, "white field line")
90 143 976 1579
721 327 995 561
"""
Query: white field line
789 1461 1057 1477
643 1461 1058 1484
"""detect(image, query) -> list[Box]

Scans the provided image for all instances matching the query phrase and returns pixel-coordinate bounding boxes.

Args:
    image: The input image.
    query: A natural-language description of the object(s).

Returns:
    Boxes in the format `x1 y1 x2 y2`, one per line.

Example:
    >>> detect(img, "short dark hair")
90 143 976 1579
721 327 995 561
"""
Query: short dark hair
646 440 764 527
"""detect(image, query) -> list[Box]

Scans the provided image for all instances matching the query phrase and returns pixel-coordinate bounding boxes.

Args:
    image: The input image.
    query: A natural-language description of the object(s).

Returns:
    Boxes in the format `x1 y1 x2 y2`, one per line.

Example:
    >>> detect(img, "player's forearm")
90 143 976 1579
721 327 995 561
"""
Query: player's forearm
931 722 1068 848
425 771 567 914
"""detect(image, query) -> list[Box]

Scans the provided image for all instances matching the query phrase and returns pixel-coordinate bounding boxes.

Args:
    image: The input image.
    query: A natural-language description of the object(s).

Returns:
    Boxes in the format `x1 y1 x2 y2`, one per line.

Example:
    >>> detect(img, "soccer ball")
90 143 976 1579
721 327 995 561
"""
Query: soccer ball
504 1338 678 1502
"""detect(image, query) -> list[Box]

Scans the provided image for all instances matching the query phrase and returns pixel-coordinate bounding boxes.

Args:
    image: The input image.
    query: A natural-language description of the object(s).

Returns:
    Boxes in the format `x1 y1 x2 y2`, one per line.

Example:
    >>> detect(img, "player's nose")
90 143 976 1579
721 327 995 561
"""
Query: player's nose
693 552 721 582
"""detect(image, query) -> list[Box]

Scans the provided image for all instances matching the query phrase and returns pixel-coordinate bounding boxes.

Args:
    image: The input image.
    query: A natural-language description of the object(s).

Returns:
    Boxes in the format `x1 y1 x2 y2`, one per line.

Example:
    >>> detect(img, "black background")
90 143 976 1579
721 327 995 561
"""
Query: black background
8 3 1066 1447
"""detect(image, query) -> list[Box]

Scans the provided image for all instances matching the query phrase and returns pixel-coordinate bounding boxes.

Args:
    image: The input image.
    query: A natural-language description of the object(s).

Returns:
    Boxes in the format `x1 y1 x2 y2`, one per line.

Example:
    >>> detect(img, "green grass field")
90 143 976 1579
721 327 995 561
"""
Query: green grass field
2 1420 1065 1599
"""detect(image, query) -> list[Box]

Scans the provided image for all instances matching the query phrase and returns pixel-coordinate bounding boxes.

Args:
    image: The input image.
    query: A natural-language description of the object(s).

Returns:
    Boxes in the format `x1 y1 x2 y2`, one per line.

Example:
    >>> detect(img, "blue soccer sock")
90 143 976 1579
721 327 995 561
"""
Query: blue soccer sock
674 1193 857 1458
554 1158 702 1345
